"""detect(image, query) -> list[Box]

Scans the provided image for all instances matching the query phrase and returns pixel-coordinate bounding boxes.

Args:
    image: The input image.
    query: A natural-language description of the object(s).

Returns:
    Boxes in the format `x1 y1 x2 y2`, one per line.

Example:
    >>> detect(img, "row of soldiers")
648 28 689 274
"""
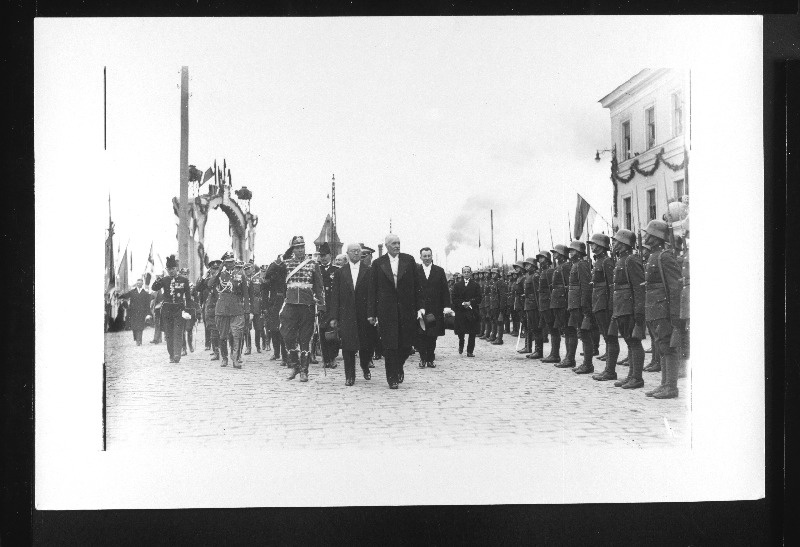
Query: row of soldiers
447 219 689 399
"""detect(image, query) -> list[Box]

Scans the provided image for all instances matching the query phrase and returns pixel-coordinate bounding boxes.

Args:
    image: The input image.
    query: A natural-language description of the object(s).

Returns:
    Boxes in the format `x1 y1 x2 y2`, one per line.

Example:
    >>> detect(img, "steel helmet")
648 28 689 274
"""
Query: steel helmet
568 241 586 255
514 260 525 269
612 229 637 248
550 244 568 258
522 256 536 266
536 250 551 262
589 233 611 250
643 219 669 241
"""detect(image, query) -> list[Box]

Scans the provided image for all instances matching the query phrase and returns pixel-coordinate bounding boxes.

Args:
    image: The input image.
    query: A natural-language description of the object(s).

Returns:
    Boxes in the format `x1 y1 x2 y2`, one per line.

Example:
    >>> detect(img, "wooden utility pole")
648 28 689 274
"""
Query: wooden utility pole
490 209 495 266
178 66 190 268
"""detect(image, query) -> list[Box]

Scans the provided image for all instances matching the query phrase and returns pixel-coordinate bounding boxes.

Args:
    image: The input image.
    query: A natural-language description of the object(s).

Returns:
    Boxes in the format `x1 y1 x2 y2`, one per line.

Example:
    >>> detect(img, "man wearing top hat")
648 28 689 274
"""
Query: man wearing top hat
415 247 453 368
317 242 340 369
269 236 326 382
329 243 372 386
209 251 248 368
367 234 424 389
150 255 191 363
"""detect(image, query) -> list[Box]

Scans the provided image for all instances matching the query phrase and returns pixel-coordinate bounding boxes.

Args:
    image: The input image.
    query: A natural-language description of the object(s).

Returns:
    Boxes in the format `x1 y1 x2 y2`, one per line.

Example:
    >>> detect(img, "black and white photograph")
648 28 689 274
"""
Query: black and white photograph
34 16 765 509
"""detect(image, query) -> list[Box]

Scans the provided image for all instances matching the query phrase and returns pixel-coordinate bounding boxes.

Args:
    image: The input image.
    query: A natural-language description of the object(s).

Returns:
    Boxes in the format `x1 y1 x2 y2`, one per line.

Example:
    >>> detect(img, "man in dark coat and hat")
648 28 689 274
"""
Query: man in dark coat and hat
120 277 151 345
150 255 191 363
329 243 373 386
367 234 424 389
452 266 482 357
415 246 452 368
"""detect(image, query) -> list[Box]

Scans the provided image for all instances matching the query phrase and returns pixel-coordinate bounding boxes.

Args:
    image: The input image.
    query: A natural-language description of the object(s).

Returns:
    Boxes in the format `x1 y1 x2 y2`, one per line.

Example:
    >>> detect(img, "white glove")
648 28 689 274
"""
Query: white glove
181 311 191 320
443 307 454 316
417 309 426 320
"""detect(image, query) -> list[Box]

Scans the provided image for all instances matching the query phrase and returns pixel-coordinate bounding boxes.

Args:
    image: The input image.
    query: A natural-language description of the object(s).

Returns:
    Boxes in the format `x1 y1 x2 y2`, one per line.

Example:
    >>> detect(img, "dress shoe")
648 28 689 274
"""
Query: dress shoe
653 386 678 399
621 378 644 389
419 360 426 368
221 358 228 367
573 364 594 374
528 350 543 359
181 348 188 356
592 370 617 381
389 382 399 389
211 353 220 361
399 371 404 383
541 354 561 363
598 353 607 361
244 349 251 355
491 339 503 345
299 372 308 382
233 363 242 369
345 377 355 386
427 361 436 368
466 352 475 357
363 369 371 380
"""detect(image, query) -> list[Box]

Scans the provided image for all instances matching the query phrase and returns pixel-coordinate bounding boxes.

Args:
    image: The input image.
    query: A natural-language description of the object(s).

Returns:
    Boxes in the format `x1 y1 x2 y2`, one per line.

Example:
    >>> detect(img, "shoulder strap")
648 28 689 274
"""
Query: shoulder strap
286 257 312 282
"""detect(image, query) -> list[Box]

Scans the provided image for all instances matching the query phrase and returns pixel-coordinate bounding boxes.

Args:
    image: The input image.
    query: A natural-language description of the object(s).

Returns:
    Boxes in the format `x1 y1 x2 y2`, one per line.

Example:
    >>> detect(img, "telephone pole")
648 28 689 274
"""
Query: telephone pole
178 66 189 267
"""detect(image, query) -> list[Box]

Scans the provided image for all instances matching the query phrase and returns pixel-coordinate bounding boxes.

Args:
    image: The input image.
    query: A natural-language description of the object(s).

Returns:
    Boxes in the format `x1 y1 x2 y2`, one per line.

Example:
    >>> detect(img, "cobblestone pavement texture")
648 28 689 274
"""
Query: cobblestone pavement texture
105 327 690 450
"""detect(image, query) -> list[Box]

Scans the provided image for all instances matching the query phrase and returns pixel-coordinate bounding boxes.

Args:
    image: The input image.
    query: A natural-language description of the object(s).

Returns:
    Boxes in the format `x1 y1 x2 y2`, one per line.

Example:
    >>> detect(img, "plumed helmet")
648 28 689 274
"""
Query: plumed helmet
551 244 569 258
165 254 179 268
612 229 637 248
643 219 669 241
568 241 586 255
536 250 551 262
589 233 611 250
290 235 306 247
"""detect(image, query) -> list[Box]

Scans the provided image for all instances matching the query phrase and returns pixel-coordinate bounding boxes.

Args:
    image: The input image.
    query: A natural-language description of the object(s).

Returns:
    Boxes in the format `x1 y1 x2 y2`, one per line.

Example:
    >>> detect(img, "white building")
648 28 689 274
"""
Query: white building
599 68 689 234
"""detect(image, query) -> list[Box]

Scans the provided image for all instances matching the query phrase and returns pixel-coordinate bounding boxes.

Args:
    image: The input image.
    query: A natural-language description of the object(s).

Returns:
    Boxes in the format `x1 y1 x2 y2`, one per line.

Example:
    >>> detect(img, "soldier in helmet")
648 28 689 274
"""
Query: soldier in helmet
545 245 570 365
489 268 507 345
587 234 620 381
510 261 525 337
535 251 555 361
609 229 647 389
478 270 490 340
150 255 191 363
519 257 541 357
641 220 683 399
564 241 594 373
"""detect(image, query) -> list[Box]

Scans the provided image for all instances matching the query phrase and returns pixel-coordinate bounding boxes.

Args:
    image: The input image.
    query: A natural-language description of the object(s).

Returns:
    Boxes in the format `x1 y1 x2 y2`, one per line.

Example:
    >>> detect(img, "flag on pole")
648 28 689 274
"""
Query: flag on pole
573 193 598 240
201 166 214 185
143 242 155 287
116 244 129 292
521 241 525 257
478 229 481 249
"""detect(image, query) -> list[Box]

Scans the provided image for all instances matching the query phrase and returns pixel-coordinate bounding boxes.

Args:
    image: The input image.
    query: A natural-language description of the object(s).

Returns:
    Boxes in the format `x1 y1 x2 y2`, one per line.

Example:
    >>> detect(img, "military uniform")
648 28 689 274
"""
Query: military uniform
562 242 593 372
679 245 690 360
608 230 647 389
211 253 249 368
247 266 268 353
642 220 683 399
196 261 221 360
150 256 191 363
510 263 525 336
318 255 340 368
537 253 556 361
587 235 620 381
488 269 505 344
180 272 198 355
479 272 491 339
520 258 542 357
263 257 288 364
545 246 570 364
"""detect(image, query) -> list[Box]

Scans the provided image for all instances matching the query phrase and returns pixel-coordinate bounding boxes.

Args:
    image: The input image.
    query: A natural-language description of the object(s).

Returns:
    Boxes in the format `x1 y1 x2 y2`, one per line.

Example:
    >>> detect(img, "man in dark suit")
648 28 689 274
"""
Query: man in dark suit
367 234 424 389
120 278 151 345
416 247 452 368
452 266 482 356
317 242 340 369
329 243 372 386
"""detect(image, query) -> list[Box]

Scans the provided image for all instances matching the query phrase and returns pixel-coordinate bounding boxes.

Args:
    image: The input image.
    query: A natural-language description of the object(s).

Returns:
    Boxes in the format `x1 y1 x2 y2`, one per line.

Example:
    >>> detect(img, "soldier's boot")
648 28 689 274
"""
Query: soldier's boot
622 344 645 389
181 333 188 356
243 330 251 355
613 358 632 387
646 361 667 397
557 335 577 368
644 355 661 372
299 351 310 382
270 332 282 360
204 326 211 351
492 326 504 345
254 330 261 353
573 333 594 374
593 337 619 380
210 332 220 360
219 339 229 367
478 320 487 339
528 332 544 359
344 360 355 386
652 355 679 399
510 316 519 337
518 330 532 354
286 350 300 380
542 333 562 363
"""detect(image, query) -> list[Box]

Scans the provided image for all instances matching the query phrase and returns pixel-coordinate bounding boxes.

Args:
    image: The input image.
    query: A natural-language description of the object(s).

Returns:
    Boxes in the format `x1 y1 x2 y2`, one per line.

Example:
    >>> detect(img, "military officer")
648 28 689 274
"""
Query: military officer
520 257 542 357
679 233 690 368
544 245 570 365
534 251 555 361
196 260 222 360
478 271 489 340
178 268 198 355
510 262 525 337
210 251 248 369
246 261 267 353
608 229 647 389
317 242 340 369
489 268 507 345
587 234 620 381
150 255 191 363
270 236 326 382
642 220 683 399
564 241 594 373
263 252 289 365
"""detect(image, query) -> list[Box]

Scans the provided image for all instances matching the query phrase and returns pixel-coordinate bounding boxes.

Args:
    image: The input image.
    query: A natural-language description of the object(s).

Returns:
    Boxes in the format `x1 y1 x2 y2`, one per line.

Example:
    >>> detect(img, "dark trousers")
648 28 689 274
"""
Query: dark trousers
270 329 287 360
383 348 408 385
319 327 340 363
252 312 267 350
279 303 315 352
342 348 371 378
132 329 143 344
417 334 438 362
161 305 186 361
458 333 476 354
152 309 162 342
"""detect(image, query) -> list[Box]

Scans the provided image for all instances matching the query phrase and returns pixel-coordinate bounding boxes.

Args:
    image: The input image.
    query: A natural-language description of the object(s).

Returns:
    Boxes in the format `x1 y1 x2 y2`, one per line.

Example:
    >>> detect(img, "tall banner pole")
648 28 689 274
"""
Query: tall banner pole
178 66 190 267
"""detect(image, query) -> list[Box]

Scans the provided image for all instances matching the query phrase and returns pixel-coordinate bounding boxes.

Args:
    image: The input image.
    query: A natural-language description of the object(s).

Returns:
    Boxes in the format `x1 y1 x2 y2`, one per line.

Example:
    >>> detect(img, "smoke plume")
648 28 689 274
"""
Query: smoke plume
444 194 502 256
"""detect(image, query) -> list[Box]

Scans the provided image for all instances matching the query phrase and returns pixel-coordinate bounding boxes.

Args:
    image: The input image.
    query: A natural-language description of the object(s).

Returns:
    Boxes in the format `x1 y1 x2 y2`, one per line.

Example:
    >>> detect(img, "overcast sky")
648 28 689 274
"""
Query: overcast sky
37 17 717 274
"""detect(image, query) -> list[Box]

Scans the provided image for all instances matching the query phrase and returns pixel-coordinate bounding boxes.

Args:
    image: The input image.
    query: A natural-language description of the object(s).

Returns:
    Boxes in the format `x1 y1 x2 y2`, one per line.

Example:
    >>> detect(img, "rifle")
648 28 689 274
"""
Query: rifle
549 222 554 248
661 174 678 250
537 230 541 254
567 211 572 242
633 185 644 254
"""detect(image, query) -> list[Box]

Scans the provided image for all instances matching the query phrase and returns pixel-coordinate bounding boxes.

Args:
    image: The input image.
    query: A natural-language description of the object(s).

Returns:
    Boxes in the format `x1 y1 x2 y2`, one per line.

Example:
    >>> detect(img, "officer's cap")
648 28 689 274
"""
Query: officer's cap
290 235 306 247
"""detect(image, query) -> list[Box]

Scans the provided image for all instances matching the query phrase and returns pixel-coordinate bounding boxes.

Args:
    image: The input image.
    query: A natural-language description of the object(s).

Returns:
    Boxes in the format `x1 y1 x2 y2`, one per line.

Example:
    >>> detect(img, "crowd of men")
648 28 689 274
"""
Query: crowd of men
115 218 689 398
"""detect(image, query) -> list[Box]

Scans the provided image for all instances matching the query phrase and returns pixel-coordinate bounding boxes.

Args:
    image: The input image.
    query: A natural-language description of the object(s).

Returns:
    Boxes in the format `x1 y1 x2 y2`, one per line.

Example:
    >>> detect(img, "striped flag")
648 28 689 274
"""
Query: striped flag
573 193 597 240
201 166 214 185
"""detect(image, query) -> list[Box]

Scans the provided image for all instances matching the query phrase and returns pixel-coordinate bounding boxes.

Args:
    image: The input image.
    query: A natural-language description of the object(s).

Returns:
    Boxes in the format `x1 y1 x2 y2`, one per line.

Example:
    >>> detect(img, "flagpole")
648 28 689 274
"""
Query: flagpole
490 209 494 266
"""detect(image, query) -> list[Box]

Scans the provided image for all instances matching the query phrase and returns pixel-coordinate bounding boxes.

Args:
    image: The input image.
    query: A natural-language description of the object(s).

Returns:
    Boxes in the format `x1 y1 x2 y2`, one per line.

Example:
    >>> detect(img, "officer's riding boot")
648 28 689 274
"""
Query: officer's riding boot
286 350 300 379
511 315 519 337
593 336 618 380
519 330 532 354
219 338 229 367
281 341 288 367
557 334 577 368
210 332 220 360
573 332 594 374
492 324 504 345
646 359 668 397
653 355 679 399
528 330 544 359
243 330 252 355
542 332 561 363
622 343 645 389
299 351 309 382
181 333 188 356
613 347 632 387
592 327 600 356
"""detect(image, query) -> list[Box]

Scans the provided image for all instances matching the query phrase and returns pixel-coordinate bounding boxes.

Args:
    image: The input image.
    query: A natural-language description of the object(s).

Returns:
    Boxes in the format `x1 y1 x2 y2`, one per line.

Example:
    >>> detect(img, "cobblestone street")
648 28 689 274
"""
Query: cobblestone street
105 327 690 450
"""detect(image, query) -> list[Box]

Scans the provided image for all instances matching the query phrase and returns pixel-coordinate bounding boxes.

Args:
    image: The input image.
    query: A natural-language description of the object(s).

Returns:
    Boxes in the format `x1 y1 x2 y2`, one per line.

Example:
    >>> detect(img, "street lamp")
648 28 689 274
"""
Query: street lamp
595 149 613 162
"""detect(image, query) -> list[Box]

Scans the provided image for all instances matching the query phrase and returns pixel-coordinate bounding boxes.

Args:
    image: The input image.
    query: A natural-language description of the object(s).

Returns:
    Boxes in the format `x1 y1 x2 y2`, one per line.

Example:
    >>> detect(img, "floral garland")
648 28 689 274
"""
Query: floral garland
611 147 688 216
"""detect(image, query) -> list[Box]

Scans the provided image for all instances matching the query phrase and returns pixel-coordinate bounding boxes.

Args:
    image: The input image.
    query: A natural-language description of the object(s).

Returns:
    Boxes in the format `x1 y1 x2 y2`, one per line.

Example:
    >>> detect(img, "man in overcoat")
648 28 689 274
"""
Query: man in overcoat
120 278 151 345
452 266 482 356
329 243 372 386
367 234 424 389
415 247 452 368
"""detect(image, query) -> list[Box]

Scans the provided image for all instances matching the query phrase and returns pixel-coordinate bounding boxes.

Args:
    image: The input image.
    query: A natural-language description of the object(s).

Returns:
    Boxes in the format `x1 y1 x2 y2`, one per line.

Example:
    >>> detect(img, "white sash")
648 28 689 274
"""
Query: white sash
286 257 313 283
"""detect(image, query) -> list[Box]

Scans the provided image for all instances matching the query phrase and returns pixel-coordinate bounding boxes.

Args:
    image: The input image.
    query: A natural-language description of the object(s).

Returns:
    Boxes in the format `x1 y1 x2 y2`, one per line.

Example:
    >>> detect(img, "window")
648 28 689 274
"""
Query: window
672 91 684 137
674 178 685 199
645 106 656 150
623 197 632 230
621 120 631 159
647 189 656 221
